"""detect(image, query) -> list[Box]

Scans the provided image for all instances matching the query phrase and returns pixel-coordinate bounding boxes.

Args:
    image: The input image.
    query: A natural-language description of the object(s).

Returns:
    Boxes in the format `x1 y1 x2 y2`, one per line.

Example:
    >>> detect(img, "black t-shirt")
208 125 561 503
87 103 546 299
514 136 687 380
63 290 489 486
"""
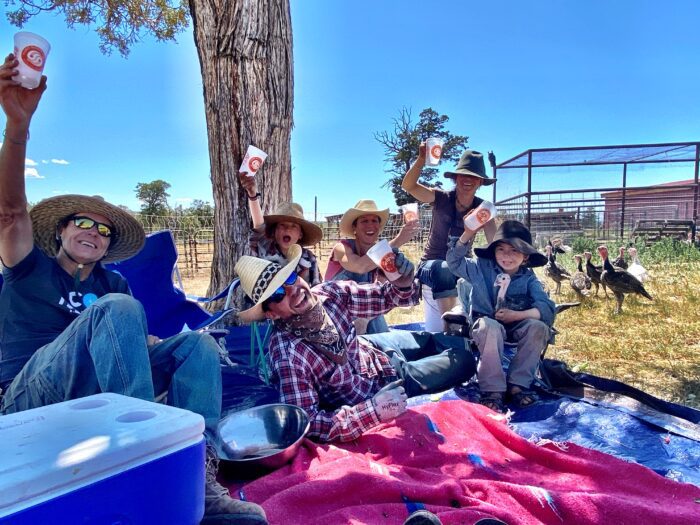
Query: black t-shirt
0 246 130 388
422 189 483 261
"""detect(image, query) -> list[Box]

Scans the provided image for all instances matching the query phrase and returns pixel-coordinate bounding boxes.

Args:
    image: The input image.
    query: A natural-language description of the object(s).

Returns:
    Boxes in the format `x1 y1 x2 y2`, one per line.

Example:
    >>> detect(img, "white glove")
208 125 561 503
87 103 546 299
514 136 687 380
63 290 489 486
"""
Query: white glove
371 379 408 422
392 248 414 277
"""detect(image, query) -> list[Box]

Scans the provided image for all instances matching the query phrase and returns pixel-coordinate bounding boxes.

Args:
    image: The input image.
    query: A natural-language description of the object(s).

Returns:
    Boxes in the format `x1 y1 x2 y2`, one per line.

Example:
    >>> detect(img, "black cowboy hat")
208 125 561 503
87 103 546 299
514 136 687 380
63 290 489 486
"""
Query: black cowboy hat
474 220 547 267
444 150 496 186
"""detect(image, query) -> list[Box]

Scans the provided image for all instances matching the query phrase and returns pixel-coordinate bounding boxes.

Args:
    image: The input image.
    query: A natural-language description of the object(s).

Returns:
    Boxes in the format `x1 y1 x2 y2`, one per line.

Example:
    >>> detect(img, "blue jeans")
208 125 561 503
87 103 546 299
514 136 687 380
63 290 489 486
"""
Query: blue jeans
332 268 389 334
0 294 222 437
416 259 458 299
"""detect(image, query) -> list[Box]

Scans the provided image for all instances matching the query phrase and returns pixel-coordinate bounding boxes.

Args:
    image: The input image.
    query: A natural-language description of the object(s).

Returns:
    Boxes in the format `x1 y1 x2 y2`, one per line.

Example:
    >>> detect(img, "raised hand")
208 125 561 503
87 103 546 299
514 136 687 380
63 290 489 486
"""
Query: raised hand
0 54 46 129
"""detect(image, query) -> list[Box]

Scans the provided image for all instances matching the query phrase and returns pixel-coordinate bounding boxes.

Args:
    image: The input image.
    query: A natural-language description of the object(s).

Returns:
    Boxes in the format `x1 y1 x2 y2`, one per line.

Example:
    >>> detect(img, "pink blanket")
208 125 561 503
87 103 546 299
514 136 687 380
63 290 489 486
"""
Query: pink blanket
232 401 700 524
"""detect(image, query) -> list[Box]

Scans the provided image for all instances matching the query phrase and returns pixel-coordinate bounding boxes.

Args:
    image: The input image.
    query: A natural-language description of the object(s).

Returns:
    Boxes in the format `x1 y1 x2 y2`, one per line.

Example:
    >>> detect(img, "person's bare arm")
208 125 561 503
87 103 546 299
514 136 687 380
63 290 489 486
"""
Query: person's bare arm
0 54 46 267
332 241 376 274
401 142 435 204
238 172 264 229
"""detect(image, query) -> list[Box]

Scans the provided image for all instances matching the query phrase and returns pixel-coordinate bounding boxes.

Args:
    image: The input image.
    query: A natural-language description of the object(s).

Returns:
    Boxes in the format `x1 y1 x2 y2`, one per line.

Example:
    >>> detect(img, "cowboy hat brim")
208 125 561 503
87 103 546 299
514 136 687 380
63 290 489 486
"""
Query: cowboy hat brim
30 194 145 263
339 207 390 238
474 238 547 268
237 244 303 323
444 169 496 186
263 214 323 247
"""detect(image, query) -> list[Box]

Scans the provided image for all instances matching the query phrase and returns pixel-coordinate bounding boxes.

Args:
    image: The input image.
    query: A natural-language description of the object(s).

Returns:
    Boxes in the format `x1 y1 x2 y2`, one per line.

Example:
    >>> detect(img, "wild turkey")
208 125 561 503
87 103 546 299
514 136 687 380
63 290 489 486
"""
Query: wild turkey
612 246 628 269
552 237 572 253
494 273 511 311
627 247 649 282
583 250 608 297
597 245 653 314
544 244 571 295
570 254 592 298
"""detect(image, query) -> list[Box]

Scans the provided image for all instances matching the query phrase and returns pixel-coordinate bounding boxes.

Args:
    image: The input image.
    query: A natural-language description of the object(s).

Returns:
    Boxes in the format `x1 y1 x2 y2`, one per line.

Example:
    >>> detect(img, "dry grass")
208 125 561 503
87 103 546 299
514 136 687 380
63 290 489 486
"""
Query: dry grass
182 243 700 410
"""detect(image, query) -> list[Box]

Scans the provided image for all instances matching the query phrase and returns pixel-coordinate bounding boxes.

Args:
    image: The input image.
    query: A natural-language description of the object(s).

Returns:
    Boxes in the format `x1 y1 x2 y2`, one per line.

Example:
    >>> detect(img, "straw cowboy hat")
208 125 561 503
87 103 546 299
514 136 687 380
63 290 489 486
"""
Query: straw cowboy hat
264 202 323 247
235 244 302 322
339 200 390 238
444 150 496 186
474 220 547 267
30 194 145 263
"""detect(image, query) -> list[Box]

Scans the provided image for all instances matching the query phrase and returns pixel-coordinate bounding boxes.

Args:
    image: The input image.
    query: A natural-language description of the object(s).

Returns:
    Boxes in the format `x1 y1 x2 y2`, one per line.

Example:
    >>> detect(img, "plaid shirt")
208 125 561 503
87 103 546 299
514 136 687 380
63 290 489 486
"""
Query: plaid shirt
267 279 419 442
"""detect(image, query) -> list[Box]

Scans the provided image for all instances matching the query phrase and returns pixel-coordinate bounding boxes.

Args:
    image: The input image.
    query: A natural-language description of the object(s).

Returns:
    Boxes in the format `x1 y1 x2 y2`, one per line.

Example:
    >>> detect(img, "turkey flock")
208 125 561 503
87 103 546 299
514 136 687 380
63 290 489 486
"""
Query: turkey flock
541 239 652 314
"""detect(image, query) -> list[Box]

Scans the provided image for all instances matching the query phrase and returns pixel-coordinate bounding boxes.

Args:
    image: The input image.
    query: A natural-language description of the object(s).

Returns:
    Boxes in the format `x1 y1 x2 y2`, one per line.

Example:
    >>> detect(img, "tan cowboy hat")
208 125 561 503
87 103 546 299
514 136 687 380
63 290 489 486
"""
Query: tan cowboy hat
235 244 302 322
264 202 323 247
339 199 390 238
30 194 145 263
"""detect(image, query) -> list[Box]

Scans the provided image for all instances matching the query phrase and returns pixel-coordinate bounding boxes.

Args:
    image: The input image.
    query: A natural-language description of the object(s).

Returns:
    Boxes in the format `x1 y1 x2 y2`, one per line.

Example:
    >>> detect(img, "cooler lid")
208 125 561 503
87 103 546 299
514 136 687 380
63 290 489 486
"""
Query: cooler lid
0 393 204 516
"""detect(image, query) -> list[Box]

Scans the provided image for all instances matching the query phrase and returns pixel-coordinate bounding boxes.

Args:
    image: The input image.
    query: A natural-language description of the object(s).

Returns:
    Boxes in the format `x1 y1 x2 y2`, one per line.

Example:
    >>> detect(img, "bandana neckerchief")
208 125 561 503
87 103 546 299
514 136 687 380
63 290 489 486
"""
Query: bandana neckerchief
274 300 347 364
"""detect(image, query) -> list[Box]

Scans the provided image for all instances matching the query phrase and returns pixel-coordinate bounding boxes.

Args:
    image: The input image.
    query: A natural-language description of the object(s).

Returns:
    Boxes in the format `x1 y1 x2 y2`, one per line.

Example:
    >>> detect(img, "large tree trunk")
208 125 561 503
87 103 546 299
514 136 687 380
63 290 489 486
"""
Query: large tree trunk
188 0 293 301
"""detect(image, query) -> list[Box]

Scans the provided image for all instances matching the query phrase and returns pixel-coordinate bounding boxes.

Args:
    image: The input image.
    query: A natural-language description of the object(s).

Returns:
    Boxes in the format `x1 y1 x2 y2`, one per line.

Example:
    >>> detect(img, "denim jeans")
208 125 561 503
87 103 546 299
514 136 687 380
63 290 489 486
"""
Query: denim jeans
361 330 475 397
0 294 222 437
416 259 458 299
332 268 389 334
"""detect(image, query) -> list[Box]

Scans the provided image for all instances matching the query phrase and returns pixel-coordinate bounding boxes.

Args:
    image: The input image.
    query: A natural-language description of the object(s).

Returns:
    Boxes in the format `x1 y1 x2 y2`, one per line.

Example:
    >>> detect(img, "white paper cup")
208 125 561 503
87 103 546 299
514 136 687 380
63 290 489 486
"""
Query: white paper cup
425 137 444 167
401 202 419 223
366 239 402 281
464 201 497 230
239 145 268 176
13 32 50 90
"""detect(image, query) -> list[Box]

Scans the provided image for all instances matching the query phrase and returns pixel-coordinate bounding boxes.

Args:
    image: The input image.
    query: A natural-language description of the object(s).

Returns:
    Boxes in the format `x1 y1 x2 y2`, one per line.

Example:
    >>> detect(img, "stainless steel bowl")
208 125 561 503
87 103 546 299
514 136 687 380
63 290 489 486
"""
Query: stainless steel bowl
216 403 310 472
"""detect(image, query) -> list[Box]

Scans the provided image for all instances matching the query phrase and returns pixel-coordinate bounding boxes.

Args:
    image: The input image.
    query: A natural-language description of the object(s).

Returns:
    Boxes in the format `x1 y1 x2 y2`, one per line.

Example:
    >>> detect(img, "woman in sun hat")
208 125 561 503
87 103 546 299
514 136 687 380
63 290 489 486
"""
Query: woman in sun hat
324 199 420 334
239 172 322 286
402 143 498 330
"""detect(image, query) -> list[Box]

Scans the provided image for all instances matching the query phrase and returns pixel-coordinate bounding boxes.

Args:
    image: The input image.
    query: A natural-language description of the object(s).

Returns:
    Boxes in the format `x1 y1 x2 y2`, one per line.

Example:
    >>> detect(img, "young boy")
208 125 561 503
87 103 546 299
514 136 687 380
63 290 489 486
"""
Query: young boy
446 220 555 412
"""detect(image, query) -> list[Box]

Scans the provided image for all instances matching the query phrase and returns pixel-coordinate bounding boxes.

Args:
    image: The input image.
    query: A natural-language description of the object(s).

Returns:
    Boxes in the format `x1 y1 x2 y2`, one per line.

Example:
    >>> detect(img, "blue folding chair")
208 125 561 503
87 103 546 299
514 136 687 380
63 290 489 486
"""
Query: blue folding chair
105 230 237 340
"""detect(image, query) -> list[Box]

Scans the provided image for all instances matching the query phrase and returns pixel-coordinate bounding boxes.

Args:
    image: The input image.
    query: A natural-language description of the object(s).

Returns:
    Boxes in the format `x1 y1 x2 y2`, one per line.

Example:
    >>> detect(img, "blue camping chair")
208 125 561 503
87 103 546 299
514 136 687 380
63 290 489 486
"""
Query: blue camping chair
105 230 237 340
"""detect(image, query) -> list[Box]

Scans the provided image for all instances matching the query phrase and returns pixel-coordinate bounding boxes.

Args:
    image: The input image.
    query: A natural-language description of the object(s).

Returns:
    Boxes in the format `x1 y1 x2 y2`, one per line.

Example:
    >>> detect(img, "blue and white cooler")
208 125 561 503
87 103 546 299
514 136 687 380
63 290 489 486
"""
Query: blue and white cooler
0 393 206 524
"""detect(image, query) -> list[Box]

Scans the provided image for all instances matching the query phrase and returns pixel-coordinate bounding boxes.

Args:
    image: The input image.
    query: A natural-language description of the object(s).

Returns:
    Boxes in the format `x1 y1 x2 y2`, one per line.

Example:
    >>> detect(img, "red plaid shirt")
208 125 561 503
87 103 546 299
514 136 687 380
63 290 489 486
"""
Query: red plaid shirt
267 279 419 442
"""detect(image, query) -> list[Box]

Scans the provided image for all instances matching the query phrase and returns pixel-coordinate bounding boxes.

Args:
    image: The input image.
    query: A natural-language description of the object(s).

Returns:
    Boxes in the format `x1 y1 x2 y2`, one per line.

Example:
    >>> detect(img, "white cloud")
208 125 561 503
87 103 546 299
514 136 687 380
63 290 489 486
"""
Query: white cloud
41 160 49 164
51 159 69 165
25 167 44 179
26 158 38 166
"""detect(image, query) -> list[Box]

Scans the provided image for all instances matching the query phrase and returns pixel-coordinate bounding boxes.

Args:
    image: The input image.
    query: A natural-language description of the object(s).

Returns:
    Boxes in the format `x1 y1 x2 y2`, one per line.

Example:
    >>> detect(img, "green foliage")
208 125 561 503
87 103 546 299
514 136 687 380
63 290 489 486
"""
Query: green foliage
5 0 189 57
567 234 700 264
375 107 468 206
135 179 171 216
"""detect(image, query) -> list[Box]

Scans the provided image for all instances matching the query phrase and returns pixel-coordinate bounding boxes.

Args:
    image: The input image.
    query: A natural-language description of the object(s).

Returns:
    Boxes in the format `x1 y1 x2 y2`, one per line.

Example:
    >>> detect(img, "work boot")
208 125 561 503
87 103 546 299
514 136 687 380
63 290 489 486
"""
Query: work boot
201 449 268 525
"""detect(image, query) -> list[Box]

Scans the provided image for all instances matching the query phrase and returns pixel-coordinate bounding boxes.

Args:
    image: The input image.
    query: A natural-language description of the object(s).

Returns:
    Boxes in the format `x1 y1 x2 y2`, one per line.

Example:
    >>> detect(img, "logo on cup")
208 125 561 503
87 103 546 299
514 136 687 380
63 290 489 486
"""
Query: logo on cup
476 209 491 224
21 45 45 72
404 211 418 222
248 156 263 172
380 253 397 273
430 144 443 159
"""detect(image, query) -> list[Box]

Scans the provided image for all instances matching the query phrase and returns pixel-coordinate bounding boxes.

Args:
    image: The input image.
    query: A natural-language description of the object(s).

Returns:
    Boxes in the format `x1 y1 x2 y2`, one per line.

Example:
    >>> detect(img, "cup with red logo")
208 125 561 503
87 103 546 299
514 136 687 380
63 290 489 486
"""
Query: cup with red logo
425 137 445 167
366 239 402 281
464 201 497 231
13 32 50 90
239 145 268 177
401 202 419 223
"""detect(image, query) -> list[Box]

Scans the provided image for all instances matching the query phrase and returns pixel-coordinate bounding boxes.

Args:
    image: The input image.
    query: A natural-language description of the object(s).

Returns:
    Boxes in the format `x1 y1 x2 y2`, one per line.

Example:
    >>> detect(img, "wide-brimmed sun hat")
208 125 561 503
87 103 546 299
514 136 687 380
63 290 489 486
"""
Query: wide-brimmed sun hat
339 199 390 238
264 202 323 247
474 220 547 267
444 150 496 186
30 194 145 263
235 244 302 322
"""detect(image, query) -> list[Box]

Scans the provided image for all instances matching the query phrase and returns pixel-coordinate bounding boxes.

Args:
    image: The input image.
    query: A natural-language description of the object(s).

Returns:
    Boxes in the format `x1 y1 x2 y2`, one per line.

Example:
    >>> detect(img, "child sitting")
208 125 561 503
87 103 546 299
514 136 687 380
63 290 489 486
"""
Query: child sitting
446 219 555 412
239 172 322 286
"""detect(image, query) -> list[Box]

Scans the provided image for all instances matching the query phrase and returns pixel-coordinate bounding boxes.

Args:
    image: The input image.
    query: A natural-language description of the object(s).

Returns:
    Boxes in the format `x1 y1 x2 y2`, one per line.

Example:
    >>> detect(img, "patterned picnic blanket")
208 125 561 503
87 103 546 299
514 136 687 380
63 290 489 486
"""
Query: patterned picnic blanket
232 400 700 525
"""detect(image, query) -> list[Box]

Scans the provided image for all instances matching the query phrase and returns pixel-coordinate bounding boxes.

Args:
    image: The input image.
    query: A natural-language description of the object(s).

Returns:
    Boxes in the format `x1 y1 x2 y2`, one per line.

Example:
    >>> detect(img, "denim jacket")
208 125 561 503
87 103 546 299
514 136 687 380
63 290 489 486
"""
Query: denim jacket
446 237 555 327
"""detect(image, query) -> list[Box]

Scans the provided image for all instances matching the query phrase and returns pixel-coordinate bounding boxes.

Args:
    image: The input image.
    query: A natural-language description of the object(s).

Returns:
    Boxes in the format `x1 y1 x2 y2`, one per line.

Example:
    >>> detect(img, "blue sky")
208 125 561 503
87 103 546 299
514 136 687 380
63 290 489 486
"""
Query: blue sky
2 0 699 219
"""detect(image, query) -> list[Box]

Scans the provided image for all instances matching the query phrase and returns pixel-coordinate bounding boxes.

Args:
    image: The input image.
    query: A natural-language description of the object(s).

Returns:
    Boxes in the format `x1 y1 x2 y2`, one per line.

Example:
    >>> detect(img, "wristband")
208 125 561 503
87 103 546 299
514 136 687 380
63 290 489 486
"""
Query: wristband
247 192 261 201
3 130 29 146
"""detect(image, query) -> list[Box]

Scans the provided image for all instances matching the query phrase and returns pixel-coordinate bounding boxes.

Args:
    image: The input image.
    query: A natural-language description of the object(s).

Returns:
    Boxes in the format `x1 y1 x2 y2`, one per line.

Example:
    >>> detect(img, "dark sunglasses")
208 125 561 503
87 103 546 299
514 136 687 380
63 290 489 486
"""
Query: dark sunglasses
264 272 298 306
71 216 114 238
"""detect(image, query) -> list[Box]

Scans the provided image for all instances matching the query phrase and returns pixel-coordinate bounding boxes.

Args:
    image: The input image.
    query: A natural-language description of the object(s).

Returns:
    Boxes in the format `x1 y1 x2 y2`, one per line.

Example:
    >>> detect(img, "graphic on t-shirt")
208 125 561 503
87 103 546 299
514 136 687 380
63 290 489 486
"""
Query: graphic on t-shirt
83 293 98 307
58 292 84 315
